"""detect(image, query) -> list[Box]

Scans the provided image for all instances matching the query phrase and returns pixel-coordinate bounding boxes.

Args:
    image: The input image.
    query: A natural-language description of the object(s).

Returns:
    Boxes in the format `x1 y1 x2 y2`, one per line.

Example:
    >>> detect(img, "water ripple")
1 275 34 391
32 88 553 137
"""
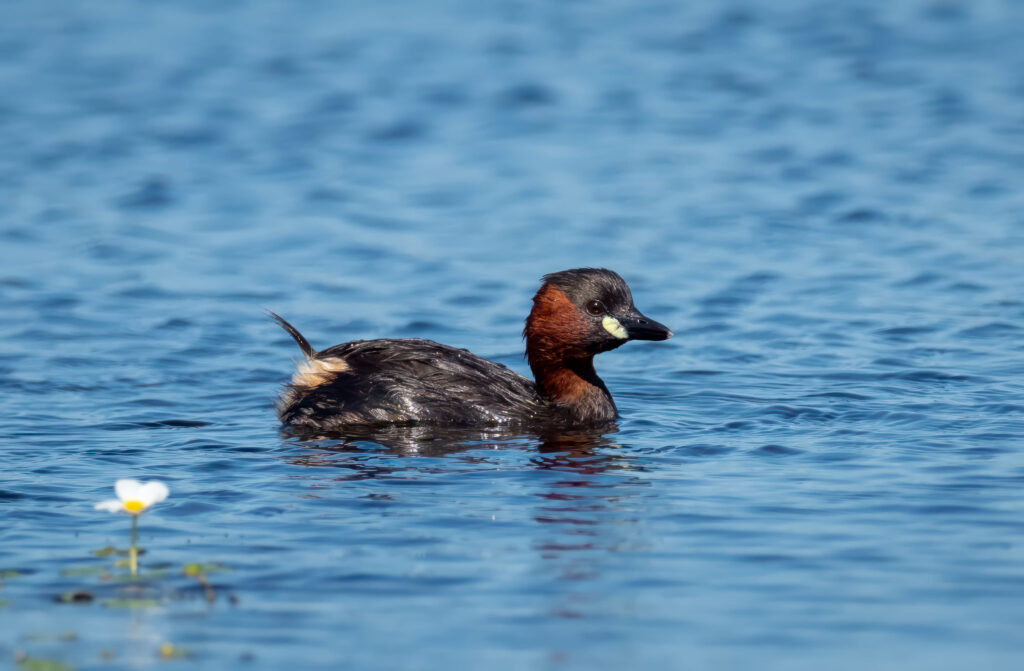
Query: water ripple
1 1 1024 670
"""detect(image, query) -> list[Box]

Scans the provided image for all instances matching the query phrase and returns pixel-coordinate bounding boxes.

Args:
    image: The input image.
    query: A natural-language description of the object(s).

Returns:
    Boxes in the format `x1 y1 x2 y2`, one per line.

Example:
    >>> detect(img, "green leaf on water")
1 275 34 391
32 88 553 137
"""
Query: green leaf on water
158 642 192 659
113 559 169 569
0 598 9 607
110 570 168 582
16 658 74 671
59 566 108 577
0 569 24 579
22 631 77 642
91 546 143 558
183 562 231 576
102 598 159 609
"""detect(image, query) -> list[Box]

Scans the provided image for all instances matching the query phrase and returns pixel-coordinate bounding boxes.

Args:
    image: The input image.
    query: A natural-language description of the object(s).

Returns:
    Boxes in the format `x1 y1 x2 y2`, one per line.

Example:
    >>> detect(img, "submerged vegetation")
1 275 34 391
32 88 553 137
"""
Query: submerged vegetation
8 480 233 667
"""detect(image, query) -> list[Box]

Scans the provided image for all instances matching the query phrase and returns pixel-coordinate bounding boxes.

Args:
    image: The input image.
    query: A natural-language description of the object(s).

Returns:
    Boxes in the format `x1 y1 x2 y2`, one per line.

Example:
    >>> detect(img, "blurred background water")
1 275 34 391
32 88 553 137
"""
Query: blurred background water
2 0 1024 669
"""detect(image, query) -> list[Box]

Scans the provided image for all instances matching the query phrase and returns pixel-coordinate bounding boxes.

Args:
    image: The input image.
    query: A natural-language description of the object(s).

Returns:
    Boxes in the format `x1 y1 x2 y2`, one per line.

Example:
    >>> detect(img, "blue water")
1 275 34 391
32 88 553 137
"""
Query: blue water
2 1 1024 669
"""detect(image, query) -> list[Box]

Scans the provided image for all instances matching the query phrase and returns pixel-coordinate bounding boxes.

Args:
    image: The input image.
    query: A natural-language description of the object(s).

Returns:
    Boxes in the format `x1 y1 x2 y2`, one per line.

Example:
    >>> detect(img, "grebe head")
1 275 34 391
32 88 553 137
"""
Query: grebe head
524 268 672 364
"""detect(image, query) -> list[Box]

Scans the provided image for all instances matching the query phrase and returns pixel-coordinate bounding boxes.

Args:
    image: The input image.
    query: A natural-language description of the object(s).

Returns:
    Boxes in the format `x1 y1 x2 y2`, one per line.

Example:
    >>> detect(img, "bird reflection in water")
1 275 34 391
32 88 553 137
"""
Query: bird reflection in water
284 423 649 623
282 423 631 468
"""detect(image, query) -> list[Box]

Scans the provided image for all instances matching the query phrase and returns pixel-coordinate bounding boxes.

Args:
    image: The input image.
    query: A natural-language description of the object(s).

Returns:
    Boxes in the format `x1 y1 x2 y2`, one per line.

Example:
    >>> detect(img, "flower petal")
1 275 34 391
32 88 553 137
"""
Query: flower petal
137 481 169 506
115 479 144 502
95 499 124 513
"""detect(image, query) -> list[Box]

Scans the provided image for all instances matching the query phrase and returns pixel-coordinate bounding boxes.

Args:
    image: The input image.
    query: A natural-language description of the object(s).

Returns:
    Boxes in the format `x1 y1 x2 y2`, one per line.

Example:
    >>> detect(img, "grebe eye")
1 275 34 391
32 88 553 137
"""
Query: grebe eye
586 300 605 316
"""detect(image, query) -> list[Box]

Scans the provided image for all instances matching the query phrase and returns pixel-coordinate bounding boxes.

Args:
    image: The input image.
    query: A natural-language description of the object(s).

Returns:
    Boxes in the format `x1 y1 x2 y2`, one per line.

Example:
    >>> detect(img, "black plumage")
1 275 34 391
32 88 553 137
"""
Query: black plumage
277 336 549 430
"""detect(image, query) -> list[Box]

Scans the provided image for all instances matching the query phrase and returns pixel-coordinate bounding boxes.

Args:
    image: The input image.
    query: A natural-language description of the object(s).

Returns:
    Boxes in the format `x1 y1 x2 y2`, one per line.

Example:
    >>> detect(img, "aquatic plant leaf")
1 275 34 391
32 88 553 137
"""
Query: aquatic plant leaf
114 559 170 570
111 570 168 581
0 569 25 579
21 632 78 642
16 658 74 671
59 566 108 577
183 562 231 576
102 598 159 609
159 642 192 659
92 546 143 558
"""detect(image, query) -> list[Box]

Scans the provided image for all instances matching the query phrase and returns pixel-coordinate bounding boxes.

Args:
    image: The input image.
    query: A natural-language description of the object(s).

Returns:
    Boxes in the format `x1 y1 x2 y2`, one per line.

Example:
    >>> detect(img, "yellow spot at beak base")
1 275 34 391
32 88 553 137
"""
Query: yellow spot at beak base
123 500 146 513
602 315 628 339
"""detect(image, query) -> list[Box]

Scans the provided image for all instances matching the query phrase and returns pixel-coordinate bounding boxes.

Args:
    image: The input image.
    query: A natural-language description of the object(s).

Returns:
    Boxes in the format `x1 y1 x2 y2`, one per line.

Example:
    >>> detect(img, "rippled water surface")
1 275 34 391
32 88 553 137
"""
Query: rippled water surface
3 1 1024 669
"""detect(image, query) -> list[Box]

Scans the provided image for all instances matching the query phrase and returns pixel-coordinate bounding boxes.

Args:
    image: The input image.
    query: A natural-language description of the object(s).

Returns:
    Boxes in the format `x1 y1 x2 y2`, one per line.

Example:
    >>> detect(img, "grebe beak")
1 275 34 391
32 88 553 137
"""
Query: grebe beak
621 309 673 341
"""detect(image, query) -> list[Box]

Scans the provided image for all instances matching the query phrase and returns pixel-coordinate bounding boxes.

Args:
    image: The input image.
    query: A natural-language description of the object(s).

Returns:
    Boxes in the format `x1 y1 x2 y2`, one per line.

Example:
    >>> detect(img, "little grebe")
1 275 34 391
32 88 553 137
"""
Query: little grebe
273 268 671 430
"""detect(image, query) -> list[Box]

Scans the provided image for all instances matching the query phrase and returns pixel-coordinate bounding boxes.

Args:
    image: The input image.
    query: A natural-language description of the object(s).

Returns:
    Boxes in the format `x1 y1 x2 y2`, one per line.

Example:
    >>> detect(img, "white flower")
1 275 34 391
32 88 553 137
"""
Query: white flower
95 479 169 515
